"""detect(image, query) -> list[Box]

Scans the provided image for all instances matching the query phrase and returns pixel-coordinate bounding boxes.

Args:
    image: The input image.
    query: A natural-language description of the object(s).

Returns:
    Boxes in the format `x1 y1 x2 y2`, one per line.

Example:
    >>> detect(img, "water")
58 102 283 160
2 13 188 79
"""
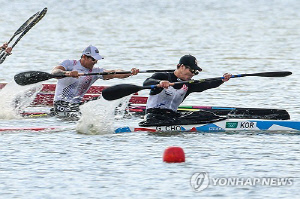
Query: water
0 0 300 198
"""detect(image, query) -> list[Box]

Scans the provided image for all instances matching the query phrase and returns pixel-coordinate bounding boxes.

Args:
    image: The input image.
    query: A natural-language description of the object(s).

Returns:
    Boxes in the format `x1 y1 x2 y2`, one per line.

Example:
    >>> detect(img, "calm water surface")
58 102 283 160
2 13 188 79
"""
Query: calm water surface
0 0 300 198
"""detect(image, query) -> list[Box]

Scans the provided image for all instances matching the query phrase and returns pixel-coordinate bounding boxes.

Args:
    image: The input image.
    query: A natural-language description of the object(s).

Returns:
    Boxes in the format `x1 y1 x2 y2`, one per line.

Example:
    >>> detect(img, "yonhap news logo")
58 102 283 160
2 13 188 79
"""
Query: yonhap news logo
190 172 294 192
190 172 210 192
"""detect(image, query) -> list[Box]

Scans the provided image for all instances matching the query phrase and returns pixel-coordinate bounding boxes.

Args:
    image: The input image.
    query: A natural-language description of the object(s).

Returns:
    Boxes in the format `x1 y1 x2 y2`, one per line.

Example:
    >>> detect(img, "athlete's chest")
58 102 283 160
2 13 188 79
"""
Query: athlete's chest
163 85 188 97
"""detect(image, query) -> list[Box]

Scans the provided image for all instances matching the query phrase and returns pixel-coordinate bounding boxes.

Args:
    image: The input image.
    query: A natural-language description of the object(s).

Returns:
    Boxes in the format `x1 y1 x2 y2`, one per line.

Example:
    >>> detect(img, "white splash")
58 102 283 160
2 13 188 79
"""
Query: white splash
76 96 131 135
0 82 43 119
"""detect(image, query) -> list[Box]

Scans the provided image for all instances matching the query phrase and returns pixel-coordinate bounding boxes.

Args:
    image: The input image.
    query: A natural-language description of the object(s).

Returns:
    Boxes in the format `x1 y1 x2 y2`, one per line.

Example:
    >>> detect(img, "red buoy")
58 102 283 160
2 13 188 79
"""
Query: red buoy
163 146 185 163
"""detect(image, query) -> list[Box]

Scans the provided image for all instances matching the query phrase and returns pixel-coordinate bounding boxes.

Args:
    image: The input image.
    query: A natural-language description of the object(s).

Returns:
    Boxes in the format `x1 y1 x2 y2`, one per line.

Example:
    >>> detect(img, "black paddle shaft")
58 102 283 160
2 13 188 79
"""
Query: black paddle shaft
102 71 292 100
14 69 176 86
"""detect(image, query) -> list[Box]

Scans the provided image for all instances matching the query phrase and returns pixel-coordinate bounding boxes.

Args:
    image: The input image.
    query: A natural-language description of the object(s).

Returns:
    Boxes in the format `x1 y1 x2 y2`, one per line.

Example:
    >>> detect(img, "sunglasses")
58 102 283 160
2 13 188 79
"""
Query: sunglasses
86 55 96 62
185 65 201 75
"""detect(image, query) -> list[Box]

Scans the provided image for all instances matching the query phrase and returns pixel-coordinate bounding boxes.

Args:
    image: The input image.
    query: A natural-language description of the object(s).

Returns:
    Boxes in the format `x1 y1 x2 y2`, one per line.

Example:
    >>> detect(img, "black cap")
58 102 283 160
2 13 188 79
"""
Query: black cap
179 55 202 71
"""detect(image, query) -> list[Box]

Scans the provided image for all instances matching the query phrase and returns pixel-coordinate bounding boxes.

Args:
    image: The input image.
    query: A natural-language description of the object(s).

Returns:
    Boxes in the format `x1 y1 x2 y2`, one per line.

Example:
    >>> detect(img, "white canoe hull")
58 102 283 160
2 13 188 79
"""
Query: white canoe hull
115 119 300 133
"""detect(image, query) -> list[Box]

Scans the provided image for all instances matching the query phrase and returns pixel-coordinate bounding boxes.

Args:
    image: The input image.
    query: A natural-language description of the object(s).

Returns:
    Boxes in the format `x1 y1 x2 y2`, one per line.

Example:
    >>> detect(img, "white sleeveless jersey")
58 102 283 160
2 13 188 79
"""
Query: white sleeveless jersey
146 84 188 112
54 60 104 104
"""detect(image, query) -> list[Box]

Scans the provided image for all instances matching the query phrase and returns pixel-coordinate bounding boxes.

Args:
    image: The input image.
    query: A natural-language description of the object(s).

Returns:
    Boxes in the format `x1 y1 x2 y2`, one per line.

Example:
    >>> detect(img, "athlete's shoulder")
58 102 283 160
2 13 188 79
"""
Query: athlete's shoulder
92 67 104 73
151 72 170 80
60 59 78 66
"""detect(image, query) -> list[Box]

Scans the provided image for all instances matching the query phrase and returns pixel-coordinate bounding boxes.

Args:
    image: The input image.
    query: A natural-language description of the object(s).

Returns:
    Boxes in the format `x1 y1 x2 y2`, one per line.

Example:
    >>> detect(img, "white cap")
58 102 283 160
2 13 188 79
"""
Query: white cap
82 45 104 60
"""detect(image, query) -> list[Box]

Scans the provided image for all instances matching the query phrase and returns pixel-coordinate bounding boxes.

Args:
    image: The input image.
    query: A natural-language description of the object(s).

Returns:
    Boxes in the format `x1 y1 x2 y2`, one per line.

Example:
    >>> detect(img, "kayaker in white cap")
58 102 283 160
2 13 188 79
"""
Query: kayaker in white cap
51 45 139 119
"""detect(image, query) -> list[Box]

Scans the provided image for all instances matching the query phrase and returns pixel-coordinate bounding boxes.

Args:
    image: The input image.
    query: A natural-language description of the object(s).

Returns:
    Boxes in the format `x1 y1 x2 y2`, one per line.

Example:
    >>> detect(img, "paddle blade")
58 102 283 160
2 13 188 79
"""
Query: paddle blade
14 71 54 85
102 84 144 101
265 71 292 77
14 11 40 35
243 71 292 77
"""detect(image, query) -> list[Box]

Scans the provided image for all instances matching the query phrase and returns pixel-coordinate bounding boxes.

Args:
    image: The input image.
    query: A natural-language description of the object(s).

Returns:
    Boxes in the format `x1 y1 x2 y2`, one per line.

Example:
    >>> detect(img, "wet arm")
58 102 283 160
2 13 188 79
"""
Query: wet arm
102 68 139 80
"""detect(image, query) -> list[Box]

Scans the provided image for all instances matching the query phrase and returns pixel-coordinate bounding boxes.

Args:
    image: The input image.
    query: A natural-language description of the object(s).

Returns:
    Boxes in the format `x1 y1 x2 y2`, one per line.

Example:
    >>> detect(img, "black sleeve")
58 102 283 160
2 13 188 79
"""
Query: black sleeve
143 73 170 86
188 79 224 93
143 73 170 95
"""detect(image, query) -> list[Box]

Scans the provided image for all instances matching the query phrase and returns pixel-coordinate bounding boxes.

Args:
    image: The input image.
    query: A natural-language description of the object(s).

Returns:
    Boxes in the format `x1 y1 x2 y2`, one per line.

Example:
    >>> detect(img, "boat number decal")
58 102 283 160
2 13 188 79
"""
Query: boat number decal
156 126 182 131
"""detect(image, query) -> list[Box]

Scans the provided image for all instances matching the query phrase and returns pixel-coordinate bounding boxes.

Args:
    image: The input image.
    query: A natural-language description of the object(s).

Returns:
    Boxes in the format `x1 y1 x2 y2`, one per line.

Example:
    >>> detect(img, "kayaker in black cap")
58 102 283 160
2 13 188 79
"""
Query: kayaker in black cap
139 54 231 126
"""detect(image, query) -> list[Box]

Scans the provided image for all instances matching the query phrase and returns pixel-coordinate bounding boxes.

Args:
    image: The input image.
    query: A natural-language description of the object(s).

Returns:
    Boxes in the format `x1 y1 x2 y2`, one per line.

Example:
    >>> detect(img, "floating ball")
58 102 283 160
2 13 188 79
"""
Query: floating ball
163 146 185 163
